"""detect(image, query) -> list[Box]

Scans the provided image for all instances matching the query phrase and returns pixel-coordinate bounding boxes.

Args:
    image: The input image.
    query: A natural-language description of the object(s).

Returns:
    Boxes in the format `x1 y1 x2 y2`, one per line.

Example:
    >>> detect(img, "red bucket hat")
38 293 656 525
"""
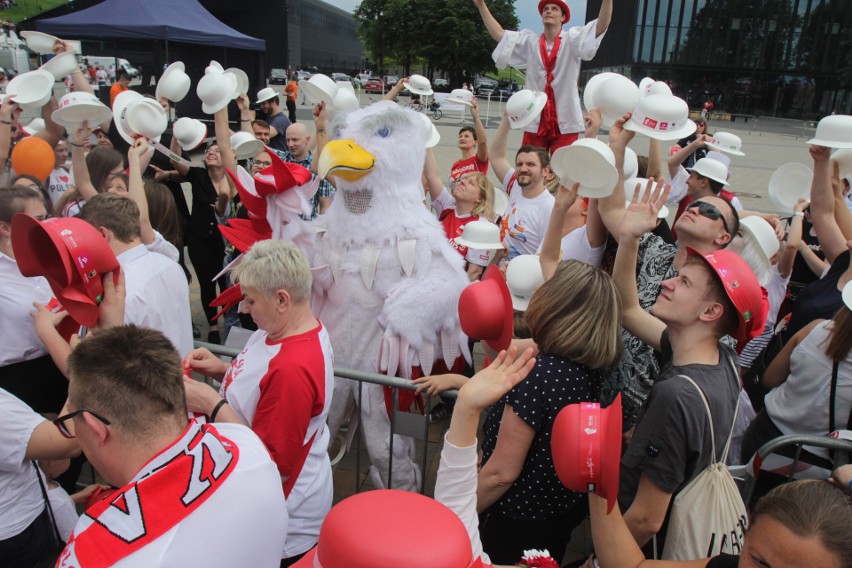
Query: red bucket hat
292 490 484 568
538 0 570 23
458 265 513 351
685 247 768 346
551 393 622 513
11 214 119 328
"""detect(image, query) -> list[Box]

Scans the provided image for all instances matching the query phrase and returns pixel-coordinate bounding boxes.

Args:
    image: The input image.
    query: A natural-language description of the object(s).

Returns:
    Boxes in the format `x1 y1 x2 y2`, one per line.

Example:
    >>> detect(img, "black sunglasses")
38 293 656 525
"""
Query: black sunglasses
53 408 111 439
686 200 731 235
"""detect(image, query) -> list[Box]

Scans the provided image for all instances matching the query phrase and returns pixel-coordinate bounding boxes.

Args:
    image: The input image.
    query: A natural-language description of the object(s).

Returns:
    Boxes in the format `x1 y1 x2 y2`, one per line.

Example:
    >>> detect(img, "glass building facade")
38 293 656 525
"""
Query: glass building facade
584 0 852 117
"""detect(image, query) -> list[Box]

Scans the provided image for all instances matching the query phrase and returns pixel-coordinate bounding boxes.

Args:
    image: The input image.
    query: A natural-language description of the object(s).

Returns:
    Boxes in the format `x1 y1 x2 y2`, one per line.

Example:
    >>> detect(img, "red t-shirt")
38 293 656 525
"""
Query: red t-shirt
450 155 488 180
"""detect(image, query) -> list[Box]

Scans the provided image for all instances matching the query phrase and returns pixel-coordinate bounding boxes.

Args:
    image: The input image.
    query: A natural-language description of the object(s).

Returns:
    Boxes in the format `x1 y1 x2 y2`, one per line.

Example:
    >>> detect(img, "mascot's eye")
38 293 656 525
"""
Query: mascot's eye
377 126 391 138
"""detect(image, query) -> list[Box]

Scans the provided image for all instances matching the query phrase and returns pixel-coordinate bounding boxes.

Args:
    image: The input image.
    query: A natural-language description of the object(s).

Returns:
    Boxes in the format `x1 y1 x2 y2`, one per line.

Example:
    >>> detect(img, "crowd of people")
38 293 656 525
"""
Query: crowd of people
0 1 850 567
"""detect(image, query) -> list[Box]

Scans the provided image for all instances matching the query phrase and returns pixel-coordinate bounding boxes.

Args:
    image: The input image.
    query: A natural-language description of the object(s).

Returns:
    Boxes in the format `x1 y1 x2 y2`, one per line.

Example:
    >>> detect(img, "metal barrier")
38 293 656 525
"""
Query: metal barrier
750 116 817 138
193 340 457 494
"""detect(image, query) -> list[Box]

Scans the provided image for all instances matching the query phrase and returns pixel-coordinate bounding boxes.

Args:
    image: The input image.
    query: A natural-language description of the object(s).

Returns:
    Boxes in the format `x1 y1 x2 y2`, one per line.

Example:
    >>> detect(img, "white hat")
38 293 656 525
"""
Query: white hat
638 77 655 98
256 87 277 103
688 157 730 186
225 67 249 98
39 51 78 81
454 219 503 250
415 112 440 148
20 31 62 55
51 91 112 131
113 90 168 144
230 130 264 160
403 74 433 96
806 115 852 149
506 89 547 130
768 162 812 212
6 69 54 109
206 60 224 75
550 138 619 198
22 118 45 136
623 94 696 141
623 147 639 179
738 216 780 286
493 188 509 217
505 254 543 311
299 74 338 107
832 148 852 179
583 72 639 127
336 81 356 95
446 88 474 106
197 70 237 114
705 150 732 170
641 80 672 99
624 177 669 219
706 131 745 156
156 62 191 103
333 88 359 114
173 117 208 151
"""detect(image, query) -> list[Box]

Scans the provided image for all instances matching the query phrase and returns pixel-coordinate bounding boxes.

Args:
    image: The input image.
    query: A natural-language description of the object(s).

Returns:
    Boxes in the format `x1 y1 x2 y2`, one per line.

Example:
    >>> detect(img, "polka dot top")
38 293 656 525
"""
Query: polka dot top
480 353 601 521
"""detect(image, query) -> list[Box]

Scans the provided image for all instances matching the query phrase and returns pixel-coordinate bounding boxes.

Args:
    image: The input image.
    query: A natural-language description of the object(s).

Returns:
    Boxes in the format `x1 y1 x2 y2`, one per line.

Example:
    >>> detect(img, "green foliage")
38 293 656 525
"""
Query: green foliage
354 0 518 82
3 0 69 23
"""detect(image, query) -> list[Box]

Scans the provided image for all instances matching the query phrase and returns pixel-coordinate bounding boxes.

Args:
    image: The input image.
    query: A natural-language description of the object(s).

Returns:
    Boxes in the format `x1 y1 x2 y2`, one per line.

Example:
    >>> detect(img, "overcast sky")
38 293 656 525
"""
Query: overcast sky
322 0 589 35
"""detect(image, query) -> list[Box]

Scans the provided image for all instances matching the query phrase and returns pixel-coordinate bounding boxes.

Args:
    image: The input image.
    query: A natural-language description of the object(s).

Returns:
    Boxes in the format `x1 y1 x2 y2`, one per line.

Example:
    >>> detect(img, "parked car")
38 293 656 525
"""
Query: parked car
296 70 312 81
352 73 372 88
492 82 520 101
383 75 400 86
433 78 450 92
269 68 288 84
363 78 385 93
331 72 352 82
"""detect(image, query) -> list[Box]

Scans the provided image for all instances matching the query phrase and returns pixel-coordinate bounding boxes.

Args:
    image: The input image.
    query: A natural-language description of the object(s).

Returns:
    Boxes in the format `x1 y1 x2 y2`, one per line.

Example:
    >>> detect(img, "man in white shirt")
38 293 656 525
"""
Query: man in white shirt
474 0 613 153
78 194 193 356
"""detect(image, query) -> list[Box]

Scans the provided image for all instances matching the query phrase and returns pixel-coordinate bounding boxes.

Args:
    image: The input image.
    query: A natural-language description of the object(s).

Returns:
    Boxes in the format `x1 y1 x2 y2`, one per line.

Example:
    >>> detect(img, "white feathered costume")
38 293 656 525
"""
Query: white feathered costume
313 101 470 490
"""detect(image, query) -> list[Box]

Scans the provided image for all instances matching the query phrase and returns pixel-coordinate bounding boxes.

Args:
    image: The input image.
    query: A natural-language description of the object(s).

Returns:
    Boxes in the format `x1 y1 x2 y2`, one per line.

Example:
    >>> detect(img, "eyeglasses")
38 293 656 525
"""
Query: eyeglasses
686 200 731 235
252 160 272 169
53 408 111 439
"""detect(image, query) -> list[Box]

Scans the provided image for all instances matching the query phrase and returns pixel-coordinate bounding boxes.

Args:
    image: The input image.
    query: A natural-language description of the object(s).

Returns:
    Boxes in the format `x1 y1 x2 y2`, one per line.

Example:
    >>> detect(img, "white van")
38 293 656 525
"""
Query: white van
84 56 139 78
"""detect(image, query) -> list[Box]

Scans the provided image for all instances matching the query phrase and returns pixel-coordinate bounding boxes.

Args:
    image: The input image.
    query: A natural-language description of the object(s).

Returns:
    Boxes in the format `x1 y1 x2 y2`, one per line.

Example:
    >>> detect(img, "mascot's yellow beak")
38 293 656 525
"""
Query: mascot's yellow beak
317 140 376 182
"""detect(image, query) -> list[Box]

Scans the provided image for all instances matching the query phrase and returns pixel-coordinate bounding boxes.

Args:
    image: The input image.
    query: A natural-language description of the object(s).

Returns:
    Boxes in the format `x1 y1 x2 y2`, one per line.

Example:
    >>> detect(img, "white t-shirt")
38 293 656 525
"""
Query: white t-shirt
47 483 79 541
500 169 555 259
118 244 194 356
47 167 75 204
0 253 54 366
536 224 605 267
0 388 47 540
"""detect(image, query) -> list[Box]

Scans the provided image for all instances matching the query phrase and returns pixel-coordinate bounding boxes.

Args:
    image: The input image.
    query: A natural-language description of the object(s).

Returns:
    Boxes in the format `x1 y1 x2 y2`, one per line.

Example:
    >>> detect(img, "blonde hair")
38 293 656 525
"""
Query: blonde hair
233 240 312 302
525 260 622 369
465 172 496 221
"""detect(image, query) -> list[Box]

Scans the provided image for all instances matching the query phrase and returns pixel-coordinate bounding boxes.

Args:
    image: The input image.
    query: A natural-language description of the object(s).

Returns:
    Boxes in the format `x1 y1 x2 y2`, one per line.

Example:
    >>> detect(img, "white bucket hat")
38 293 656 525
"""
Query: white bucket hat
493 188 509 217
415 112 440 148
831 148 852 179
39 51 78 81
623 93 696 141
299 74 338 106
22 118 45 136
336 81 356 94
705 150 732 169
20 31 62 54
256 87 278 104
404 74 433 96
505 254 544 311
506 89 547 130
156 62 191 103
454 219 503 250
51 91 112 131
550 138 618 198
197 70 237 114
624 177 669 219
768 162 812 212
206 60 224 75
333 88 359 114
706 131 745 156
623 147 639 179
225 67 249 98
173 117 208 151
6 69 54 109
113 91 168 144
230 131 264 159
688 157 730 186
583 72 639 127
806 115 852 148
740 215 780 276
446 88 474 106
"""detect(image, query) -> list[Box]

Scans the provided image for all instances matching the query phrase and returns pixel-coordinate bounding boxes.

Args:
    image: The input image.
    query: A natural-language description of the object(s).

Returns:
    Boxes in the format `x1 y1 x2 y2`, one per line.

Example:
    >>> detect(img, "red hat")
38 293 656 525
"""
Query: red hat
551 393 622 513
11 215 119 328
458 265 513 351
292 490 484 568
538 0 570 23
685 247 768 346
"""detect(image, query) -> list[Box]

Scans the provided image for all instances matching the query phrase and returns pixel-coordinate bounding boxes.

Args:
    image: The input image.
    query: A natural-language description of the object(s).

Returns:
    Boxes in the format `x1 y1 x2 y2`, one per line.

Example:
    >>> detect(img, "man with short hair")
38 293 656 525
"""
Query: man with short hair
55 325 288 567
256 88 291 153
109 71 130 107
489 111 555 260
270 122 333 219
78 193 193 355
251 120 271 144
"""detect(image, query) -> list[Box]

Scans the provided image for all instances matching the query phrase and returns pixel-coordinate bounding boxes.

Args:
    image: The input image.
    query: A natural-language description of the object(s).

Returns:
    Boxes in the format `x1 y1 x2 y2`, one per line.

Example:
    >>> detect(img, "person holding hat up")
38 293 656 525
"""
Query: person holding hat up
474 0 613 154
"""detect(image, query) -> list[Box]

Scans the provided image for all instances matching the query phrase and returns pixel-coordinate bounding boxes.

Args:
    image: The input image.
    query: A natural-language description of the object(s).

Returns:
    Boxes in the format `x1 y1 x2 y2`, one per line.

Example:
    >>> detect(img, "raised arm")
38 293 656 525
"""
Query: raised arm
471 99 488 162
236 94 255 135
598 113 634 235
830 160 852 240
70 122 99 200
808 145 847 264
169 133 190 178
424 147 446 203
646 138 663 178
311 102 331 182
473 0 506 42
540 183 579 280
37 97 66 148
215 107 238 174
127 138 155 245
667 135 708 178
778 199 808 279
596 0 613 37
0 99 16 167
489 112 513 184
384 77 408 102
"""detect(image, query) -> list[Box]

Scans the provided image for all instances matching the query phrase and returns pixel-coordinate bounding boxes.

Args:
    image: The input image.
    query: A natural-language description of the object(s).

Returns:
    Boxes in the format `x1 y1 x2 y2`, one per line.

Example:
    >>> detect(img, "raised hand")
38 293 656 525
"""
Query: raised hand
620 177 670 241
456 346 536 412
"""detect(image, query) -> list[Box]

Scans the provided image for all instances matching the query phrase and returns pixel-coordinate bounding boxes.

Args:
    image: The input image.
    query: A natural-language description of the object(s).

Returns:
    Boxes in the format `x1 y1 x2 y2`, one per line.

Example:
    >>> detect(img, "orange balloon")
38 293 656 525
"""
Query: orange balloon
11 136 55 181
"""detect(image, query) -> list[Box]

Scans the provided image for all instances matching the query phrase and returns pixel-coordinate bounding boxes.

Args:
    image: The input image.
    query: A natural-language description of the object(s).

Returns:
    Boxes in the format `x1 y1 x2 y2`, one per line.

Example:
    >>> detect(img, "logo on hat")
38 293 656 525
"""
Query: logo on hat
643 117 658 128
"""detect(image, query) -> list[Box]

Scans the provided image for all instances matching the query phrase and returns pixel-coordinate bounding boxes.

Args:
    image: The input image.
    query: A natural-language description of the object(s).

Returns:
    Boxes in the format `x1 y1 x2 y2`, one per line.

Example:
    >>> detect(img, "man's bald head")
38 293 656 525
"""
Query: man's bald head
286 122 311 160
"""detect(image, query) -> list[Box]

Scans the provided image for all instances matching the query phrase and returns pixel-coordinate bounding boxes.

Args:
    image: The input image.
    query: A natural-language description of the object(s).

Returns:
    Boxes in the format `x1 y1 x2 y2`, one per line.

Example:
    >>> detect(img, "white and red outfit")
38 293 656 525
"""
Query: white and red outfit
492 20 605 150
47 167 74 204
220 323 334 559
58 420 288 567
450 155 489 181
536 224 605 267
499 169 555 260
432 188 493 267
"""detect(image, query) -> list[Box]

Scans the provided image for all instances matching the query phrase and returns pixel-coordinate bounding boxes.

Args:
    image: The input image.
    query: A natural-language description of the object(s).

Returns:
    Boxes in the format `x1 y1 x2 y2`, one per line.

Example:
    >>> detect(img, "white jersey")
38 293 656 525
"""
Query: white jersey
500 169 555 259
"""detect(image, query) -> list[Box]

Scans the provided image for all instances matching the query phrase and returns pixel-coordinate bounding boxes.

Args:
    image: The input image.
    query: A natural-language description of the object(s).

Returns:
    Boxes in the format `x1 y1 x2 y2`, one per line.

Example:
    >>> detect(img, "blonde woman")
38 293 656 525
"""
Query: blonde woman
424 148 496 281
476 260 623 563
